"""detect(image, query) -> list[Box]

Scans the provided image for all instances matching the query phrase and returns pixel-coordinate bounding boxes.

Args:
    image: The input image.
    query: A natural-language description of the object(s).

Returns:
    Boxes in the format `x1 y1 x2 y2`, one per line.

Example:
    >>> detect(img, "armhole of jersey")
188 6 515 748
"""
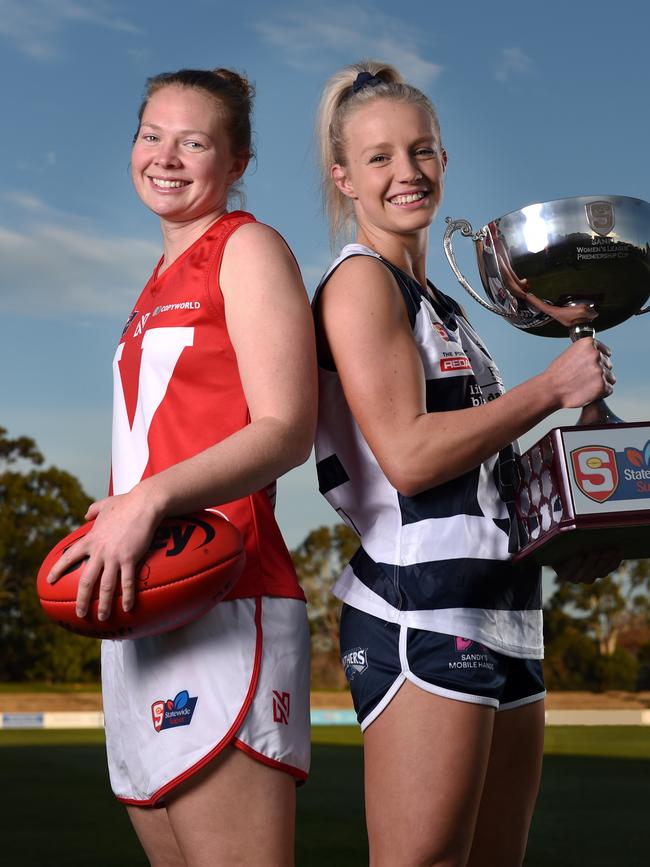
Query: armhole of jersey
313 252 418 373
204 213 257 317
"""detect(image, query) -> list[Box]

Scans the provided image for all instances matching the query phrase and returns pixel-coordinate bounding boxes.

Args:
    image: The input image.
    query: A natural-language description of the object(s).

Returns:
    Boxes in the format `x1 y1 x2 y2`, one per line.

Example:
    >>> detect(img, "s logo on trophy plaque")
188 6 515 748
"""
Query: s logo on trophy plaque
443 195 650 567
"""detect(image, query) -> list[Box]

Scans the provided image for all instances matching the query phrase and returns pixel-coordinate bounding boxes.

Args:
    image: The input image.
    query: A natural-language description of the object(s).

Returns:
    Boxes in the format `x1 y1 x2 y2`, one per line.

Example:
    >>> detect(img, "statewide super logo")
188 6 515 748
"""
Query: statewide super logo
341 647 368 681
151 689 198 732
571 440 650 503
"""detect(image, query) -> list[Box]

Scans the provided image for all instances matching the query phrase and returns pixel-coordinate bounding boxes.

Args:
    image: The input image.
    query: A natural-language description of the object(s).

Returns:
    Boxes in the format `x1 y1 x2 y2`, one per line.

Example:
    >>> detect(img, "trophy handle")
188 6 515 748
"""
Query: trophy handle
569 323 623 425
443 218 521 321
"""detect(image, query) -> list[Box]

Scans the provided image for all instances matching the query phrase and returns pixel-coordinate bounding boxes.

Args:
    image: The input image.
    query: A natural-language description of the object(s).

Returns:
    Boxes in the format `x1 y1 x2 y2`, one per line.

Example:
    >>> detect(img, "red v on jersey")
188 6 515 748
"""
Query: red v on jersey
118 313 149 429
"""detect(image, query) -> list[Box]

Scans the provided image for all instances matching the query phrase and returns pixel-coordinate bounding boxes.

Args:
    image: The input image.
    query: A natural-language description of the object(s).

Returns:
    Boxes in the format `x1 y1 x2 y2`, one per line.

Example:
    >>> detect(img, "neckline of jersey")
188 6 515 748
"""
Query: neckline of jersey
150 210 249 287
354 244 460 328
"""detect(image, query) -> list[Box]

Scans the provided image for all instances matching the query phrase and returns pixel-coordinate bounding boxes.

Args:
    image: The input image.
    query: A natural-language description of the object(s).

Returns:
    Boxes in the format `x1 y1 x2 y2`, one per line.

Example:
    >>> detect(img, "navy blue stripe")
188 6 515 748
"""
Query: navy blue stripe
379 261 421 328
425 375 476 412
352 546 541 611
399 468 482 522
316 453 350 495
350 548 403 609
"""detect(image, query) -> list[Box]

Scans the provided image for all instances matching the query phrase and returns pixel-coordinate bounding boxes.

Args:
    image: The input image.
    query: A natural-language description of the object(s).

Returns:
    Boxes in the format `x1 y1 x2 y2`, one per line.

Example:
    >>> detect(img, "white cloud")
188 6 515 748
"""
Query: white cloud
0 194 159 315
253 6 442 89
0 0 138 60
494 47 533 83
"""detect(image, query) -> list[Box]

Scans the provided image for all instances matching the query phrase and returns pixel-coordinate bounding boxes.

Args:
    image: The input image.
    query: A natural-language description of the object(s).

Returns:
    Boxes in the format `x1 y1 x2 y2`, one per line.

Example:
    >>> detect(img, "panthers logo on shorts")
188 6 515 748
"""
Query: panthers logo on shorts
341 647 368 681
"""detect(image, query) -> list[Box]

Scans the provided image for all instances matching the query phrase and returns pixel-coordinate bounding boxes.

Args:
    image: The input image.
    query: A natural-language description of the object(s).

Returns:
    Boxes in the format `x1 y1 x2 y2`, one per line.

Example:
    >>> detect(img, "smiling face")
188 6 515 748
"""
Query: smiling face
131 85 247 225
332 98 447 242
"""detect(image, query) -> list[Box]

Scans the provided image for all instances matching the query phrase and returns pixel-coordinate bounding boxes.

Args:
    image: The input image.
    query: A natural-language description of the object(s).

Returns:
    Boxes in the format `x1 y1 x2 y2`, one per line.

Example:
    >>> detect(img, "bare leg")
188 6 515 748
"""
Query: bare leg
466 699 545 867
165 745 296 867
364 680 496 867
127 804 187 867
125 746 295 867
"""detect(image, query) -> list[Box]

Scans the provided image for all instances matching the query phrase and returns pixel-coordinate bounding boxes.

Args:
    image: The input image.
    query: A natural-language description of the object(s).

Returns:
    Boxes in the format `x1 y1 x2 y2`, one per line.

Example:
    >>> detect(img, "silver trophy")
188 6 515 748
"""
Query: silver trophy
444 195 650 566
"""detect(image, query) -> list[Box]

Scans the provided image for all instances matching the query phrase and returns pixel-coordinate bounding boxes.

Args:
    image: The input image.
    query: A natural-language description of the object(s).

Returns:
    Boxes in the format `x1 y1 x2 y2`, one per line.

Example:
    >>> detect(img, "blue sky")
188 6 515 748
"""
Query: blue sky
1 0 649 551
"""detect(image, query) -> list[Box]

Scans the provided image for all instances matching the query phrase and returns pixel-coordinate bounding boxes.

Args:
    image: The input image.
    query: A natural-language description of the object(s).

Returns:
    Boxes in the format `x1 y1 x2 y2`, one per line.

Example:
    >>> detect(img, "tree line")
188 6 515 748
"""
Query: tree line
1 426 649 690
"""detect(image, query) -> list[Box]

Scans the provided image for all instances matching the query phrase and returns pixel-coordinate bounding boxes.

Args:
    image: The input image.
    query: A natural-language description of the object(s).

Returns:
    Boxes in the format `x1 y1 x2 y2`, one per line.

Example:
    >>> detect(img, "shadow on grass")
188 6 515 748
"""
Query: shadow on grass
526 753 650 867
0 738 647 866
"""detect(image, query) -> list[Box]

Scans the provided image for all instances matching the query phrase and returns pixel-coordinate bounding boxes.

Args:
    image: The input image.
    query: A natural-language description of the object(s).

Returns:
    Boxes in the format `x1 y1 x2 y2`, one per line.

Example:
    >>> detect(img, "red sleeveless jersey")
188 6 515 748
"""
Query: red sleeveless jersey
111 211 304 601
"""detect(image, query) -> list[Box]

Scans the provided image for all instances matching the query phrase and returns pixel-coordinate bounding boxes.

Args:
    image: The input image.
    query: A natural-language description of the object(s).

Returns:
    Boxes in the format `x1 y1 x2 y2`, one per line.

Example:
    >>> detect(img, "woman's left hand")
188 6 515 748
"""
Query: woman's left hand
553 549 623 584
46 486 162 620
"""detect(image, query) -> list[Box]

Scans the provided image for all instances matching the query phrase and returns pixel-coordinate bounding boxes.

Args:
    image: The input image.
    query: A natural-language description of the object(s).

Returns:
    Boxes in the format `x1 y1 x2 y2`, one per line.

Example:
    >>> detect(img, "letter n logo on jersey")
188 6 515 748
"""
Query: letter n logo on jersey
571 446 618 502
272 690 291 725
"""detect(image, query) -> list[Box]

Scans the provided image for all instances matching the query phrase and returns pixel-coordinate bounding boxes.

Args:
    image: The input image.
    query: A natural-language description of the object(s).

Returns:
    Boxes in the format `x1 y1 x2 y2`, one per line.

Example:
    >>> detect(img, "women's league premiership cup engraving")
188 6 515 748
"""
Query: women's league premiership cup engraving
443 195 650 567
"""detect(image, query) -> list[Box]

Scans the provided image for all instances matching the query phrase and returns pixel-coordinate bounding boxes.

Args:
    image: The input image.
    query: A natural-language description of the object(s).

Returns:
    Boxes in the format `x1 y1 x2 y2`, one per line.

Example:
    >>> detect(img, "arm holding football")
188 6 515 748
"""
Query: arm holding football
48 223 317 619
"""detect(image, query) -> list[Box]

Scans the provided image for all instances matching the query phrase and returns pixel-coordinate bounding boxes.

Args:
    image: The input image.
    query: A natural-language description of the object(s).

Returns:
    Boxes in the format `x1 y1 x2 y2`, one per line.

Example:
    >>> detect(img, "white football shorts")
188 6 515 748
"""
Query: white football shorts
101 596 311 805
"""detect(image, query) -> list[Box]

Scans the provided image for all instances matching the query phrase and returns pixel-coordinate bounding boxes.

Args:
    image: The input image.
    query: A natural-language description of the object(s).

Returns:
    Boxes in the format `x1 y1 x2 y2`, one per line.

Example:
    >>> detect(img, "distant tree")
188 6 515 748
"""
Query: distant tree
292 524 358 688
544 559 649 691
637 641 650 690
550 574 627 656
0 426 99 682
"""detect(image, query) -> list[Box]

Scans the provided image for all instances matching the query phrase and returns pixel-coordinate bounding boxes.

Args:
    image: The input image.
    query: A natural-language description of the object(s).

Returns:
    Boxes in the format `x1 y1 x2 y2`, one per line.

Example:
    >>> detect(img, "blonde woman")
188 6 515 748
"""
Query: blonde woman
313 61 617 866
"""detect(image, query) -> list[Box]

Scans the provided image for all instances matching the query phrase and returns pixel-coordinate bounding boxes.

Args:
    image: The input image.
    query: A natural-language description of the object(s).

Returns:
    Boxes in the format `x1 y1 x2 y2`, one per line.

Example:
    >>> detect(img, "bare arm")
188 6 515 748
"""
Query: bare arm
318 255 614 497
135 222 317 514
49 222 317 618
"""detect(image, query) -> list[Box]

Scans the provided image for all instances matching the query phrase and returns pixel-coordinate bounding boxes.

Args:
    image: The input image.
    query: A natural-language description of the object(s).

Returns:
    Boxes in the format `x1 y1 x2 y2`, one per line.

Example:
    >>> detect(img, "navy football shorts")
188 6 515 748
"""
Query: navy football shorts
339 603 545 731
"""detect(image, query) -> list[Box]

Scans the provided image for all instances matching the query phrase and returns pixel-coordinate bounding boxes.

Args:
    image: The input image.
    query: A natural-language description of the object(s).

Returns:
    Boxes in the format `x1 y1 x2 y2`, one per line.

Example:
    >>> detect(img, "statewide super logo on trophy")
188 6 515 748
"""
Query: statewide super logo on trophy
443 195 650 567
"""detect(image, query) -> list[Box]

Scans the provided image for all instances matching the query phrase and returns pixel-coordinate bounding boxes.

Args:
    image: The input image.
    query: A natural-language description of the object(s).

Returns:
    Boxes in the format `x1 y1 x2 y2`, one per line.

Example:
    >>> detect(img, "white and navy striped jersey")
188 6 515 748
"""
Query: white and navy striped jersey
314 245 542 659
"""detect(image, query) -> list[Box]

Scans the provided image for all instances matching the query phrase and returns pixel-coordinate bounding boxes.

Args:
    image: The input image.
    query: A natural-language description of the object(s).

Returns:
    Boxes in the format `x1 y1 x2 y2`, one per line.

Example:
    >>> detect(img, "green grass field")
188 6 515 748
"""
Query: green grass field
1 727 648 866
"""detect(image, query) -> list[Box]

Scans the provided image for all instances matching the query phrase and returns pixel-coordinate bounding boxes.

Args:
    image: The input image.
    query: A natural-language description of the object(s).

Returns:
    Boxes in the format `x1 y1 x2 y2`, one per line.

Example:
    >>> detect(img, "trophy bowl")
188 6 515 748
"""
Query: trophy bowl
444 194 650 338
444 194 650 566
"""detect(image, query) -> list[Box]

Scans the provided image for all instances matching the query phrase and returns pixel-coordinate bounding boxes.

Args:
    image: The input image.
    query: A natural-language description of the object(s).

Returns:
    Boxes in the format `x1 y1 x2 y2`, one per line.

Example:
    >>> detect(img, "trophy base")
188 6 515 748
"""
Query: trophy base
513 422 650 569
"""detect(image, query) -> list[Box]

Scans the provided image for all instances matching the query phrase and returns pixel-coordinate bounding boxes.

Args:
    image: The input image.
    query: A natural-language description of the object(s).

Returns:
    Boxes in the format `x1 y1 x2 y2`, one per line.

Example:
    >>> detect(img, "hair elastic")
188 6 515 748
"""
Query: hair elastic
351 71 383 93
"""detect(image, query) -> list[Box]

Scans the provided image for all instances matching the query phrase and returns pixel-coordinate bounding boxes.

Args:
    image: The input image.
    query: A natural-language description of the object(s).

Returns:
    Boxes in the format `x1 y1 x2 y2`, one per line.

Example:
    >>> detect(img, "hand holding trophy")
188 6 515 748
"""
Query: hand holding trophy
444 195 650 567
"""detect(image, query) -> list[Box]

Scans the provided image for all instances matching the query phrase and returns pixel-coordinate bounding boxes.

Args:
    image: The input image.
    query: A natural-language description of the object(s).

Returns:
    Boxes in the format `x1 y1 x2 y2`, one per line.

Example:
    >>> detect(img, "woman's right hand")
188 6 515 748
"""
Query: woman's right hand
543 338 615 409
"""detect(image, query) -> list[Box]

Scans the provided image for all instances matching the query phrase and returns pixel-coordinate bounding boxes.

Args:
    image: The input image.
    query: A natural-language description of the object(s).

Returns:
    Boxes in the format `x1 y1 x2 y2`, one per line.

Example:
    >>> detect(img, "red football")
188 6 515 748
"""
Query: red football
36 510 245 640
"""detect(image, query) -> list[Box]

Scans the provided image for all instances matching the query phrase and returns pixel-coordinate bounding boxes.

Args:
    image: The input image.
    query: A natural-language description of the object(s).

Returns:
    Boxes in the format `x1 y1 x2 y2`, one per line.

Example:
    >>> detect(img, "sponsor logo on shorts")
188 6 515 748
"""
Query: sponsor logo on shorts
449 637 495 672
151 689 198 732
341 647 368 681
272 690 291 724
440 355 471 373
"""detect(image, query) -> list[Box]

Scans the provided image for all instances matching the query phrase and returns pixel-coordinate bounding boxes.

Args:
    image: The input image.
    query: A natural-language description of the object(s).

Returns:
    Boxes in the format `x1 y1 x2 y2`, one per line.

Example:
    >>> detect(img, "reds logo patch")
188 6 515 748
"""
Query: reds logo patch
272 690 291 725
571 446 619 502
440 355 471 373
